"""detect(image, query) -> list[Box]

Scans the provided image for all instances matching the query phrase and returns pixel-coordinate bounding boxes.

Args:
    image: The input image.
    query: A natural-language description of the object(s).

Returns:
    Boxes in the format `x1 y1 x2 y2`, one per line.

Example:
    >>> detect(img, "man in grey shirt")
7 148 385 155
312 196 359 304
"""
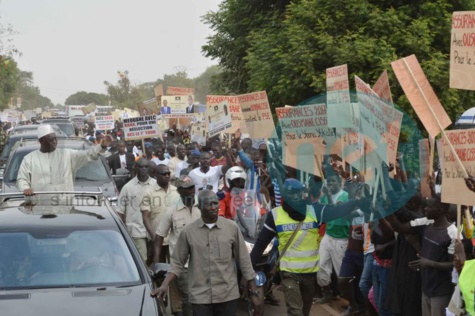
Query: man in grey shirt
152 190 262 316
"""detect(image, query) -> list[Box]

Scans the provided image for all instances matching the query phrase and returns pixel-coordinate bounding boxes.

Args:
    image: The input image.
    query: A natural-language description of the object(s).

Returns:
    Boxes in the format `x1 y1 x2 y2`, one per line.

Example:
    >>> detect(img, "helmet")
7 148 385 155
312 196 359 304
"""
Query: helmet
225 166 247 188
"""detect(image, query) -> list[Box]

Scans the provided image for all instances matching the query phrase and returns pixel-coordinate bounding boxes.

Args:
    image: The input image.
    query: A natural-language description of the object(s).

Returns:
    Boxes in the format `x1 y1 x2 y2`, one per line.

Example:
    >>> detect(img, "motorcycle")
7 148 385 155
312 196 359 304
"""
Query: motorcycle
231 188 278 316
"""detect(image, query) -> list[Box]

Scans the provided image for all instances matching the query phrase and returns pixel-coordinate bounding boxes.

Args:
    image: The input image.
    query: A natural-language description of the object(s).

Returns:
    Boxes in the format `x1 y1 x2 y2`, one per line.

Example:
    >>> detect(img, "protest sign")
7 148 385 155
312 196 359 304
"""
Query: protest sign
206 95 248 134
190 121 207 145
355 76 388 163
206 100 233 137
154 84 164 97
450 11 475 90
326 64 352 128
166 86 195 96
95 115 115 131
81 103 96 115
373 70 394 105
419 139 431 198
440 129 475 205
161 95 195 115
137 98 160 116
71 116 85 129
238 91 275 139
391 55 452 138
123 115 160 140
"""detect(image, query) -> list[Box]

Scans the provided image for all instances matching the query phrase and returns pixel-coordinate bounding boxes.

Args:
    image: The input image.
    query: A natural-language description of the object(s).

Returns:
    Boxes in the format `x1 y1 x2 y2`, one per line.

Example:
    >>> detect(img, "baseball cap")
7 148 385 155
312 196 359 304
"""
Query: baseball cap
176 175 195 189
37 124 56 139
191 149 201 156
284 178 305 191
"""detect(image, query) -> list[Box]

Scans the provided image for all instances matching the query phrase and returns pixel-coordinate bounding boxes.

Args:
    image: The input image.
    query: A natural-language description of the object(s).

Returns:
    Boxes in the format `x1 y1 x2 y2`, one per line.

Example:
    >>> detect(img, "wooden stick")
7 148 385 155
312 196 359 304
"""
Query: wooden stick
401 58 468 178
457 204 461 242
429 136 435 178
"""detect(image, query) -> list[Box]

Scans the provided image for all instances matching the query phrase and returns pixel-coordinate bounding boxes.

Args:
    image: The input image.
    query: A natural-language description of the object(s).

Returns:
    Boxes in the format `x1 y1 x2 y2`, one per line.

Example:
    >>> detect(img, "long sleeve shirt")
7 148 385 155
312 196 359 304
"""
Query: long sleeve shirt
17 144 106 192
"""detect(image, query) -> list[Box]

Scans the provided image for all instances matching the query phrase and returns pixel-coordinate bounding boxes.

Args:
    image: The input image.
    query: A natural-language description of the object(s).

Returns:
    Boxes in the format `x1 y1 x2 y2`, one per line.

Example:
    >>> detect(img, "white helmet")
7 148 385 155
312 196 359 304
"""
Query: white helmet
225 166 247 187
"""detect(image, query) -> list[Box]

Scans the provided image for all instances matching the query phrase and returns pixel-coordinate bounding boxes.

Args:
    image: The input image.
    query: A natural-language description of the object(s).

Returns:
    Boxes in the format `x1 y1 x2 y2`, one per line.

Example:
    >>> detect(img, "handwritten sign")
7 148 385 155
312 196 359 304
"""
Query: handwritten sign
326 64 352 128
440 129 475 205
355 76 388 163
450 11 475 90
373 70 393 105
95 115 115 131
123 115 160 140
206 95 248 134
166 86 195 96
206 100 233 137
238 91 275 139
391 55 451 138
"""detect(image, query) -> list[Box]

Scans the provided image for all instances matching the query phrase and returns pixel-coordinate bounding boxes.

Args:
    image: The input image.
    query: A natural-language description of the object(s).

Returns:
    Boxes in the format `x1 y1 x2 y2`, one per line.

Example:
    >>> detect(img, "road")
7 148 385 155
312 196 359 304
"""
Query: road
236 284 345 316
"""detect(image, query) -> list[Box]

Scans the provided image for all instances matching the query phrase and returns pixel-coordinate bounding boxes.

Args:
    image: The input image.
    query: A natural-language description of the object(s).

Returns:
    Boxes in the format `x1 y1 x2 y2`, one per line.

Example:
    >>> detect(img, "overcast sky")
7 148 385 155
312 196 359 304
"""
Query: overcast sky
1 0 222 105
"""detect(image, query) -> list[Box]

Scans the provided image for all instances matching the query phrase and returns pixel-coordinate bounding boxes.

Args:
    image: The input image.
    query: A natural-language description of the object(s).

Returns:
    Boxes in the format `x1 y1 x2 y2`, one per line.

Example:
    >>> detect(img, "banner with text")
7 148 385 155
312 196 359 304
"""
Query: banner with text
326 64 352 128
238 91 275 139
95 115 115 131
166 86 195 96
206 95 248 134
123 115 160 140
450 11 475 90
206 100 233 137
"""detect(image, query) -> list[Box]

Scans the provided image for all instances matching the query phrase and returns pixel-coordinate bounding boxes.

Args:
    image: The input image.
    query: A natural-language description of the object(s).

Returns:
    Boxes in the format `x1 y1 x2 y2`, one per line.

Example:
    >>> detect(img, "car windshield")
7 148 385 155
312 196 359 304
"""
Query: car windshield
3 151 110 183
0 229 141 289
46 122 75 136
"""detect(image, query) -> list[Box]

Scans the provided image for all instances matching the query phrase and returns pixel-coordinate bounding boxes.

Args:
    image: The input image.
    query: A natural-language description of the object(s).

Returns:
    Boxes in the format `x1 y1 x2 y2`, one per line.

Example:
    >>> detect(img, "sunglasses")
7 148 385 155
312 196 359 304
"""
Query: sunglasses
158 172 171 176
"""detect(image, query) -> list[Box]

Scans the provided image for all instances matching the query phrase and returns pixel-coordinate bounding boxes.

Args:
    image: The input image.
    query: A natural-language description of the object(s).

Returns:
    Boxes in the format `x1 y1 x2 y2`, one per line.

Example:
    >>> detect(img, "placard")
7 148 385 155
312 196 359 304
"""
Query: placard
161 95 195 115
166 86 195 96
238 91 275 139
154 84 164 97
95 115 115 131
326 64 352 128
206 95 248 134
190 121 207 145
391 55 451 138
137 98 160 116
450 11 475 90
440 129 475 205
373 70 394 105
123 115 160 140
206 100 233 137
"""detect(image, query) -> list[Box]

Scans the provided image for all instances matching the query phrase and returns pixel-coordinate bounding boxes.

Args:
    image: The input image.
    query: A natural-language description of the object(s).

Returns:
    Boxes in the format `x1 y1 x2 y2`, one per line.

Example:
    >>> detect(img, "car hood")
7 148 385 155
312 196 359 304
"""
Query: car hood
0 284 158 316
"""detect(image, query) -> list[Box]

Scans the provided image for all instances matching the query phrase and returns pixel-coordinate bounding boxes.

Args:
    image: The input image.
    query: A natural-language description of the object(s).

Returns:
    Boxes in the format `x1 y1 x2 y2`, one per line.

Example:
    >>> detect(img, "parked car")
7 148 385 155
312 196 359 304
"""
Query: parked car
42 117 79 137
1 138 119 204
0 191 161 315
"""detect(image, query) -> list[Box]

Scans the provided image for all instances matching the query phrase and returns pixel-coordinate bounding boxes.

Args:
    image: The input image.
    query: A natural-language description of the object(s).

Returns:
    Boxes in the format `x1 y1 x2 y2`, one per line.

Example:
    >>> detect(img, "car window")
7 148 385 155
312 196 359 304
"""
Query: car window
4 151 110 183
0 229 141 289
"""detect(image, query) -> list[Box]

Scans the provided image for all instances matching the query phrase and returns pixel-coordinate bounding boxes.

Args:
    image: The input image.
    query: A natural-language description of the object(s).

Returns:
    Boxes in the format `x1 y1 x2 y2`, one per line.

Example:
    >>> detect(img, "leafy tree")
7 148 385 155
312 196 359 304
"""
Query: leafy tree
19 84 53 110
193 65 221 103
202 0 291 94
65 91 109 105
204 0 475 126
0 9 20 110
104 71 148 109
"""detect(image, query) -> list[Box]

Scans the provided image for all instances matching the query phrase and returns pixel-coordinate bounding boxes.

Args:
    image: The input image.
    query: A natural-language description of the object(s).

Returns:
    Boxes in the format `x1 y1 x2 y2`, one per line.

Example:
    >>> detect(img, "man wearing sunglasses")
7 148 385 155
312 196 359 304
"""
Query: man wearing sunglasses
141 164 180 263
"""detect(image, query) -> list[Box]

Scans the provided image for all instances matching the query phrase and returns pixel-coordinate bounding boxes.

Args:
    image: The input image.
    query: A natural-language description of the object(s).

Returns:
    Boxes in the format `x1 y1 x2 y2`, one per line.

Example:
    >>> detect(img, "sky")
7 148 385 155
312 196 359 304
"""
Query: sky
1 0 222 105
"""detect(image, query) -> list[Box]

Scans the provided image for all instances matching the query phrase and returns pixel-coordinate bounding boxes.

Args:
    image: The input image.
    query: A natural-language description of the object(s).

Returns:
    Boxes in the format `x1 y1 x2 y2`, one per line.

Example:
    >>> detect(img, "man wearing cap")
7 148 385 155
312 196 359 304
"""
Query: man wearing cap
178 149 201 177
17 124 111 196
250 178 366 316
153 175 201 316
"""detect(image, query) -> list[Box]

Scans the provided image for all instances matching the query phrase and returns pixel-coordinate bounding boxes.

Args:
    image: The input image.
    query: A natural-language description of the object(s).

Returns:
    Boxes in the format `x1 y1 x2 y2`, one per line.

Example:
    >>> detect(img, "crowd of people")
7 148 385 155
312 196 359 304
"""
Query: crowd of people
10 119 475 316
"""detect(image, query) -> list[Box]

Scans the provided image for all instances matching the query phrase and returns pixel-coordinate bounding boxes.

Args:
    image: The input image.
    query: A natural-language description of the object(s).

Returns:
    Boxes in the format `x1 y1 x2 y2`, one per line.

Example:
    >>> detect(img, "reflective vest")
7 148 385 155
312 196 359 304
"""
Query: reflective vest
272 206 320 273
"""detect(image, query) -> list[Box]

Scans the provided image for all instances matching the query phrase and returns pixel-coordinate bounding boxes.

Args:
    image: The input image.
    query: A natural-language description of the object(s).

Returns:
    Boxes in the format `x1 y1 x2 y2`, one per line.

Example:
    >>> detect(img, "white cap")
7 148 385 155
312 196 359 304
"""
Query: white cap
37 124 56 139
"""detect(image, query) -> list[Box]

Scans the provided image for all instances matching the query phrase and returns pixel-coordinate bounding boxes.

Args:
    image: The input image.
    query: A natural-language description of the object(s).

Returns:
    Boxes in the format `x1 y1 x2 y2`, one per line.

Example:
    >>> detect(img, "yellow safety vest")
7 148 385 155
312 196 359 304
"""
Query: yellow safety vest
272 206 320 273
459 259 475 316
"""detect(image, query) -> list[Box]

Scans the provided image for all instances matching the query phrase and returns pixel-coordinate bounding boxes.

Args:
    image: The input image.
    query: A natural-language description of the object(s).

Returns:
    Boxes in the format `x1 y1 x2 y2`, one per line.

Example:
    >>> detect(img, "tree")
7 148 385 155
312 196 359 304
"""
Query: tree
0 8 20 109
204 0 475 125
202 1 291 94
104 71 148 109
65 91 109 105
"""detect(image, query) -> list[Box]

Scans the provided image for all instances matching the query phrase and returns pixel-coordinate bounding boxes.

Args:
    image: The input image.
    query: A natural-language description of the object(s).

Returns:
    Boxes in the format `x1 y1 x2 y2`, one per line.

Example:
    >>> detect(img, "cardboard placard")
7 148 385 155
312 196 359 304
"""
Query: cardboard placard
137 98 160 116
123 115 161 140
450 11 475 90
81 103 96 115
440 129 475 205
391 55 452 138
95 115 115 131
326 64 352 128
166 86 195 96
190 122 207 145
161 95 195 115
373 70 394 106
206 95 248 134
206 100 233 137
154 84 164 97
238 91 275 139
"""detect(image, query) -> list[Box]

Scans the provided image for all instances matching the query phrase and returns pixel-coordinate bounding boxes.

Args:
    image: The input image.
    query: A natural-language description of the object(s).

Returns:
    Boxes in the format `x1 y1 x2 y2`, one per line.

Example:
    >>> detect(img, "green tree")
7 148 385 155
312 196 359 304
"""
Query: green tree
19 84 54 110
104 71 148 109
193 65 221 103
204 0 475 124
65 91 109 105
0 9 20 109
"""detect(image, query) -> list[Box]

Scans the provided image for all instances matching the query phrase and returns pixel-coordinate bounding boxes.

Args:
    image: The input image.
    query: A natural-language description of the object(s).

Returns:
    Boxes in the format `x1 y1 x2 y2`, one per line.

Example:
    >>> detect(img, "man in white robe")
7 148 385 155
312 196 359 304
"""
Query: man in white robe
17 124 112 196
